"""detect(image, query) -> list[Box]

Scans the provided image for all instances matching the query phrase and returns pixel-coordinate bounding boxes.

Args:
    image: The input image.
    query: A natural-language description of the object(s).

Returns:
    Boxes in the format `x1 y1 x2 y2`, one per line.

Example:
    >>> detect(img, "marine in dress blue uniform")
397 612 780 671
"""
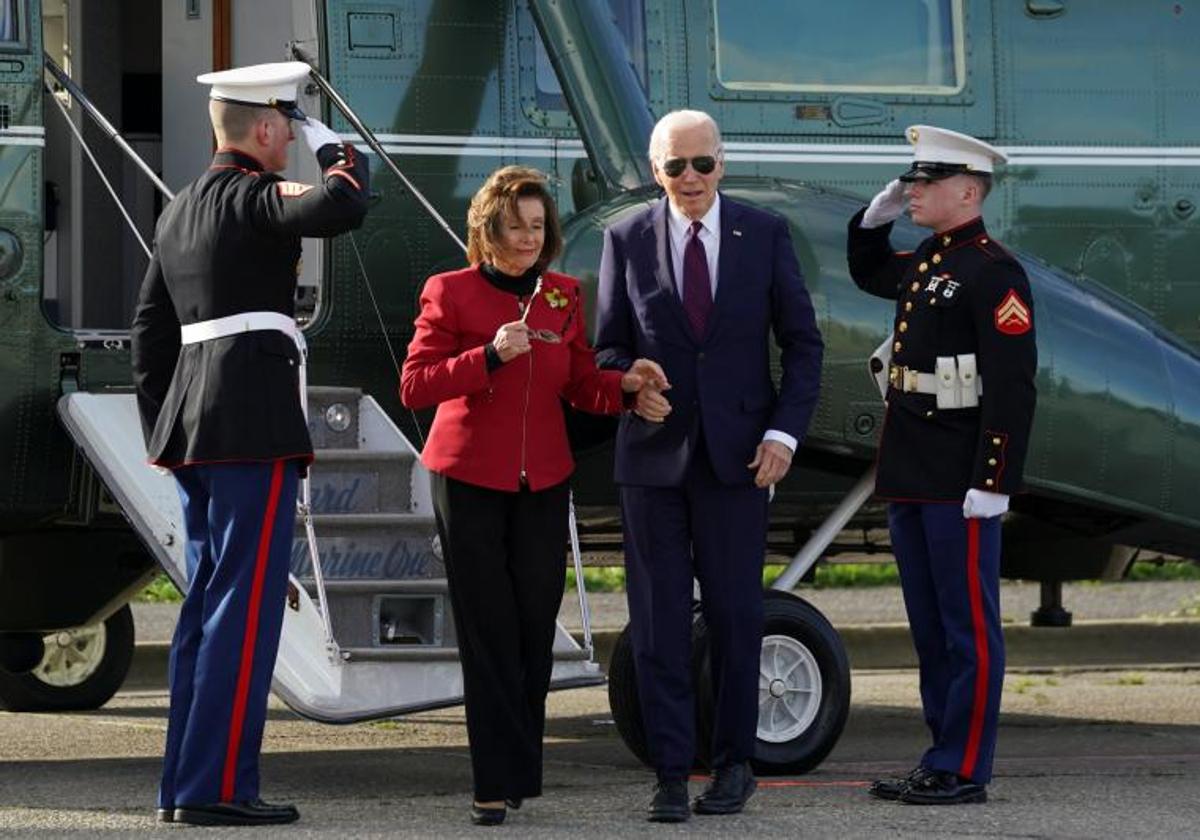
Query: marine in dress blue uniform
130 62 369 826
846 126 1037 805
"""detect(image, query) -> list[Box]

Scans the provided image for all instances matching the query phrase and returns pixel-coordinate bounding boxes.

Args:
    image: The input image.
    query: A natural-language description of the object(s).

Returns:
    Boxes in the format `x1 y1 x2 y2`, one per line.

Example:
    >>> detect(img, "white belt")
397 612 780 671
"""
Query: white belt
180 311 309 416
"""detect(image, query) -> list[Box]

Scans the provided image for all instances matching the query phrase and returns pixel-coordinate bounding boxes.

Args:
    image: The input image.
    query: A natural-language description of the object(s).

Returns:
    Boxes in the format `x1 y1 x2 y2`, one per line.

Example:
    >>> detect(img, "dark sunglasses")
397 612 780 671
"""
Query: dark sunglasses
661 155 718 178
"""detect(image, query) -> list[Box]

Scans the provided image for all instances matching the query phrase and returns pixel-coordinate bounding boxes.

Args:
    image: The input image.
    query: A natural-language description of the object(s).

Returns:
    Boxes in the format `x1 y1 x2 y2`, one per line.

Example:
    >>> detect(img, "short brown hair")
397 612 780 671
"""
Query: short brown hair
209 99 276 145
466 166 562 272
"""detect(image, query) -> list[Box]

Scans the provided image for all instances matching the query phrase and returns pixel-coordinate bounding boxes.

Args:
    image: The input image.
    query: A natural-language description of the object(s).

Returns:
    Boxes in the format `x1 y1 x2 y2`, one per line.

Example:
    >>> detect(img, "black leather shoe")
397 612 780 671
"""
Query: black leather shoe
155 807 173 823
470 803 506 826
648 779 690 823
504 798 523 810
173 799 300 826
899 770 987 805
693 761 756 815
868 765 935 801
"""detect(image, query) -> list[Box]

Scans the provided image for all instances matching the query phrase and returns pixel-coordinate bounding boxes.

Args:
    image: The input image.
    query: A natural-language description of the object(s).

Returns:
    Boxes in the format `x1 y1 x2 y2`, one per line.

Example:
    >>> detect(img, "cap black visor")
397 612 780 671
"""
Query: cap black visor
898 161 973 183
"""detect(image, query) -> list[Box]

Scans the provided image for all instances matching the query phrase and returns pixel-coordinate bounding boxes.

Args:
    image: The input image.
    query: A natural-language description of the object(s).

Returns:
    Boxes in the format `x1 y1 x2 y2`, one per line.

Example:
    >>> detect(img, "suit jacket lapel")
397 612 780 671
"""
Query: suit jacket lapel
708 194 742 341
643 198 694 338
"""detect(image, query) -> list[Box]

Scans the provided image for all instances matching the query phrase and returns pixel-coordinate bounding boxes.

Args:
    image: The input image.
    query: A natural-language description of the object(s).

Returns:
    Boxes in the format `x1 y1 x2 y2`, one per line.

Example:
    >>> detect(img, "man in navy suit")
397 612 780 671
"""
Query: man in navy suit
596 110 824 822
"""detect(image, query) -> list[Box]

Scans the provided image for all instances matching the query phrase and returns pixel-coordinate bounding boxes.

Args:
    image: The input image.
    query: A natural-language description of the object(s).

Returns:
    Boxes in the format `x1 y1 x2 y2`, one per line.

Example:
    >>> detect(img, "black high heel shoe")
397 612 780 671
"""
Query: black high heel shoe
470 803 506 826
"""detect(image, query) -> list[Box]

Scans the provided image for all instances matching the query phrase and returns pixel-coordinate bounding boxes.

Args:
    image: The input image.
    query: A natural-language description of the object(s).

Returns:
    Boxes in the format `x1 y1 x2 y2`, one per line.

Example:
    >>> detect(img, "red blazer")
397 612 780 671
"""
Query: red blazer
400 266 626 492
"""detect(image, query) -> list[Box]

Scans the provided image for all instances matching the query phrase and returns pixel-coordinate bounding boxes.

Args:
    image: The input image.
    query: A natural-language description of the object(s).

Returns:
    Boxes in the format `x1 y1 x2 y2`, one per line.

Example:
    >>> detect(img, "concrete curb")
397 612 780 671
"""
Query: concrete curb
125 619 1200 691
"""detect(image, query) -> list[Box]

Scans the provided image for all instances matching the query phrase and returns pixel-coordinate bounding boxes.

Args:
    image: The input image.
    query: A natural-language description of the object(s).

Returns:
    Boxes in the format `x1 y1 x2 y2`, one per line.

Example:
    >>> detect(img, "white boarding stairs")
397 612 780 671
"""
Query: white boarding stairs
58 386 602 722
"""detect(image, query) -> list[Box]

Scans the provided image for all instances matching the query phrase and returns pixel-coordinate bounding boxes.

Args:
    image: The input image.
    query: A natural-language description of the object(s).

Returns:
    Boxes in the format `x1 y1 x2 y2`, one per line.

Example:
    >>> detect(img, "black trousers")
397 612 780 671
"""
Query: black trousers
430 472 569 801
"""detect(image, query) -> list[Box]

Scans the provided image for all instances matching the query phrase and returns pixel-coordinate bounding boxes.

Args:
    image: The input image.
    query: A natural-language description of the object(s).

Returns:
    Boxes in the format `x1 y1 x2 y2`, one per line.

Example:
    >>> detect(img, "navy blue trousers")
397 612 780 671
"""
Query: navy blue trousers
620 447 768 779
159 460 299 809
889 502 1005 784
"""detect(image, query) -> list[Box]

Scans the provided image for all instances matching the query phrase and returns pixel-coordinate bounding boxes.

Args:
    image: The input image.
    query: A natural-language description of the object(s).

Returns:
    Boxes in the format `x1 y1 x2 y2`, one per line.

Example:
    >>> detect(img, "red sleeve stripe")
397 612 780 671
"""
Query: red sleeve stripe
329 168 361 192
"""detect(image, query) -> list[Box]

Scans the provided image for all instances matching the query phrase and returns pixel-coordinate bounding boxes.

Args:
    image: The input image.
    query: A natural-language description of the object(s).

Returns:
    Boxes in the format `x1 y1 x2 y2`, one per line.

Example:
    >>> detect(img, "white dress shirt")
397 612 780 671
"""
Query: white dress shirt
664 196 797 455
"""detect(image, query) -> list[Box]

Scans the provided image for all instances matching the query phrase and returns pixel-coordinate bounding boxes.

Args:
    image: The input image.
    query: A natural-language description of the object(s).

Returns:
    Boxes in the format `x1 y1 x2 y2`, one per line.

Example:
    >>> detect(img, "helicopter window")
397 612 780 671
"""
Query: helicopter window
533 0 648 111
0 0 25 49
714 0 963 94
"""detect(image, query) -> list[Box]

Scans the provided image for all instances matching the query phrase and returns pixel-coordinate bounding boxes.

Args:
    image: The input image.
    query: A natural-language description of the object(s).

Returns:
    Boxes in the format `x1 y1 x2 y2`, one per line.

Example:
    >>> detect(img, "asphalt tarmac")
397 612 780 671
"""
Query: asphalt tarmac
2 668 1198 838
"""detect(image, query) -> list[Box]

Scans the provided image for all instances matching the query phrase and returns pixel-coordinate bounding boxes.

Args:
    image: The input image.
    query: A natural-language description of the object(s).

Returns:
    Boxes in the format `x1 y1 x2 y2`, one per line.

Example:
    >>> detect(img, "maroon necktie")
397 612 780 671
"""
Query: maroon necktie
682 220 712 339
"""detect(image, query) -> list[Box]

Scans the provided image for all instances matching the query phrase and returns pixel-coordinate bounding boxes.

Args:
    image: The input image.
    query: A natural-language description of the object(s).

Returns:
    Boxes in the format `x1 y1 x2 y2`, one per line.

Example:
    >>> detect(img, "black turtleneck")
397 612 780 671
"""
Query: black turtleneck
480 263 541 370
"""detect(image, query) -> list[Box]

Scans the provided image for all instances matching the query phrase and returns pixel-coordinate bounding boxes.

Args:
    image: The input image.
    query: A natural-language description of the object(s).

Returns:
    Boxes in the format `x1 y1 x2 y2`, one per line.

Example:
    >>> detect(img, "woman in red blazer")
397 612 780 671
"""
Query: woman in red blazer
400 166 662 825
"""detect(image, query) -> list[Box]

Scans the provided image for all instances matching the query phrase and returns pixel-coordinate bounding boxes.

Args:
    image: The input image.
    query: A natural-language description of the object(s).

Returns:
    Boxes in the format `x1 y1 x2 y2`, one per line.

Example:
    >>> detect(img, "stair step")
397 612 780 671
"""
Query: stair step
339 646 592 663
289 513 442 582
307 449 417 514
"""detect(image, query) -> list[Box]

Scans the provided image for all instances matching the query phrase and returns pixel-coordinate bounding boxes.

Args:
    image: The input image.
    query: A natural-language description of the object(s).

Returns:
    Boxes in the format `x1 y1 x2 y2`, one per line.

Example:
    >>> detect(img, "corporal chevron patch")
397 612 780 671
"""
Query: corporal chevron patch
276 181 314 198
994 289 1032 335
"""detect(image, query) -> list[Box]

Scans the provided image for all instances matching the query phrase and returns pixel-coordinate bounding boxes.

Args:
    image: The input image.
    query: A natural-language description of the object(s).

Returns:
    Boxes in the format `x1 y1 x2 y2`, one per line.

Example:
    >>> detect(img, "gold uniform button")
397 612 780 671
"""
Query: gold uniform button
932 253 942 264
898 322 908 332
904 301 913 312
918 262 929 273
988 458 997 466
893 341 902 352
992 437 1002 446
981 238 989 245
985 478 995 487
925 410 934 418
942 235 952 246
910 281 920 292
929 298 936 305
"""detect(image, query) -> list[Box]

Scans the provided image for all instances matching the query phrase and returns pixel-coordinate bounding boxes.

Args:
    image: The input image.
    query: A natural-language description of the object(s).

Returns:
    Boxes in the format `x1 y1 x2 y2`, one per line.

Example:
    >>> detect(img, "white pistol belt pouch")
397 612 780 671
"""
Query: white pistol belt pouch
934 354 982 409
180 311 310 417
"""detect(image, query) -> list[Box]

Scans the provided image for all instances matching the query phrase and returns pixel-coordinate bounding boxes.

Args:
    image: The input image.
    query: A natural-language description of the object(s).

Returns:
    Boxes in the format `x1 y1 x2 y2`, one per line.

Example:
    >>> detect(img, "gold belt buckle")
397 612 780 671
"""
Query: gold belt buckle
904 368 919 393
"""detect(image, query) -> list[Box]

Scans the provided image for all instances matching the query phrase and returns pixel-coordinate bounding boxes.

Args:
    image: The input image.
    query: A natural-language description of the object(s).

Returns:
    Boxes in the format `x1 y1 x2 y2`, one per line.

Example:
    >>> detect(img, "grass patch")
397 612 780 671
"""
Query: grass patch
810 562 900 589
566 567 627 593
1114 674 1146 687
1125 560 1200 582
135 574 182 603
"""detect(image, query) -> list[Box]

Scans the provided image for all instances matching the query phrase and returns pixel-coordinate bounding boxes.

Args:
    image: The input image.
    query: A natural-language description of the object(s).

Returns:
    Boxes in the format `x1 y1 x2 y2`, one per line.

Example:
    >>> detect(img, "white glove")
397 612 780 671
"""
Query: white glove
861 179 909 228
299 117 341 155
963 488 1009 519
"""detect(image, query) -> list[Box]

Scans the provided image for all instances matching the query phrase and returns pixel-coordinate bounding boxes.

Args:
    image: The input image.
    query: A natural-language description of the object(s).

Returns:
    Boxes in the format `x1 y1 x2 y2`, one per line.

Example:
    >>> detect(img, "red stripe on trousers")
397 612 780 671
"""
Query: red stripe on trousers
221 460 286 803
959 517 988 780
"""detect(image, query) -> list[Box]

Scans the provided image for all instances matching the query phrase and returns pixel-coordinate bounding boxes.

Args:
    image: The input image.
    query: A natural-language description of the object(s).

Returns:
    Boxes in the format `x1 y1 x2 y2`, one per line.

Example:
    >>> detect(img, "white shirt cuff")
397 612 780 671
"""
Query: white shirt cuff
762 429 797 453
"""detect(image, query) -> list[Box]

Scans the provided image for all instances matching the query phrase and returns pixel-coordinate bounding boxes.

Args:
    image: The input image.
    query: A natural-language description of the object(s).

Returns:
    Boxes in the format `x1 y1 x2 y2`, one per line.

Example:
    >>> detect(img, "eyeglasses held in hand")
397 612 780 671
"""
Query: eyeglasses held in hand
661 155 718 178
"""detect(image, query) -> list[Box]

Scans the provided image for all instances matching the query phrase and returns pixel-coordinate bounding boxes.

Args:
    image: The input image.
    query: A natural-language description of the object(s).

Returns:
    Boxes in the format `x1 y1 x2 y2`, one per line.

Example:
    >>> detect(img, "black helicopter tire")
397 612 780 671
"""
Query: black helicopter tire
0 604 134 712
694 590 850 775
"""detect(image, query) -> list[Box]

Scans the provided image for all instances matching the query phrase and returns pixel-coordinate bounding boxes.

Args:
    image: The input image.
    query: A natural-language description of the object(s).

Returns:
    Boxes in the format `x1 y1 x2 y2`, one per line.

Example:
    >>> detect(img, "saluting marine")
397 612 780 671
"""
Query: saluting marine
846 126 1037 805
130 61 369 826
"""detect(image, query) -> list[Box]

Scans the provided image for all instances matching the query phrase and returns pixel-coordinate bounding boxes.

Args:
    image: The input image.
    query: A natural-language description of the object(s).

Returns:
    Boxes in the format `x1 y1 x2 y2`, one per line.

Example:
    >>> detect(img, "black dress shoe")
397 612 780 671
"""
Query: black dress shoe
648 779 690 823
868 765 935 801
155 807 173 823
504 797 523 810
693 761 757 815
899 770 987 805
470 803 506 826
173 799 300 826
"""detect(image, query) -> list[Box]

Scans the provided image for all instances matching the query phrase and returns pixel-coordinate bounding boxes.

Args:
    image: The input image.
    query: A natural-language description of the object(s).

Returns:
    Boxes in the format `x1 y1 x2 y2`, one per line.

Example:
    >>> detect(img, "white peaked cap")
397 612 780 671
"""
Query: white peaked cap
900 125 1007 181
196 61 311 120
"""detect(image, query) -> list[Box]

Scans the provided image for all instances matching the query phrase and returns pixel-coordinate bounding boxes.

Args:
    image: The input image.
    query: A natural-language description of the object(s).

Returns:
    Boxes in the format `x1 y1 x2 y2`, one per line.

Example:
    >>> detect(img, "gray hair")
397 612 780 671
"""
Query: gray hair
647 109 723 166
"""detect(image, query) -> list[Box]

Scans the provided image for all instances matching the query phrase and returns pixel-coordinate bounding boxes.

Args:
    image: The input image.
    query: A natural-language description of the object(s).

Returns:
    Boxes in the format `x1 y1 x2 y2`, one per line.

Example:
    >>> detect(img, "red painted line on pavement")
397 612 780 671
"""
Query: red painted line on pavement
687 774 869 788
